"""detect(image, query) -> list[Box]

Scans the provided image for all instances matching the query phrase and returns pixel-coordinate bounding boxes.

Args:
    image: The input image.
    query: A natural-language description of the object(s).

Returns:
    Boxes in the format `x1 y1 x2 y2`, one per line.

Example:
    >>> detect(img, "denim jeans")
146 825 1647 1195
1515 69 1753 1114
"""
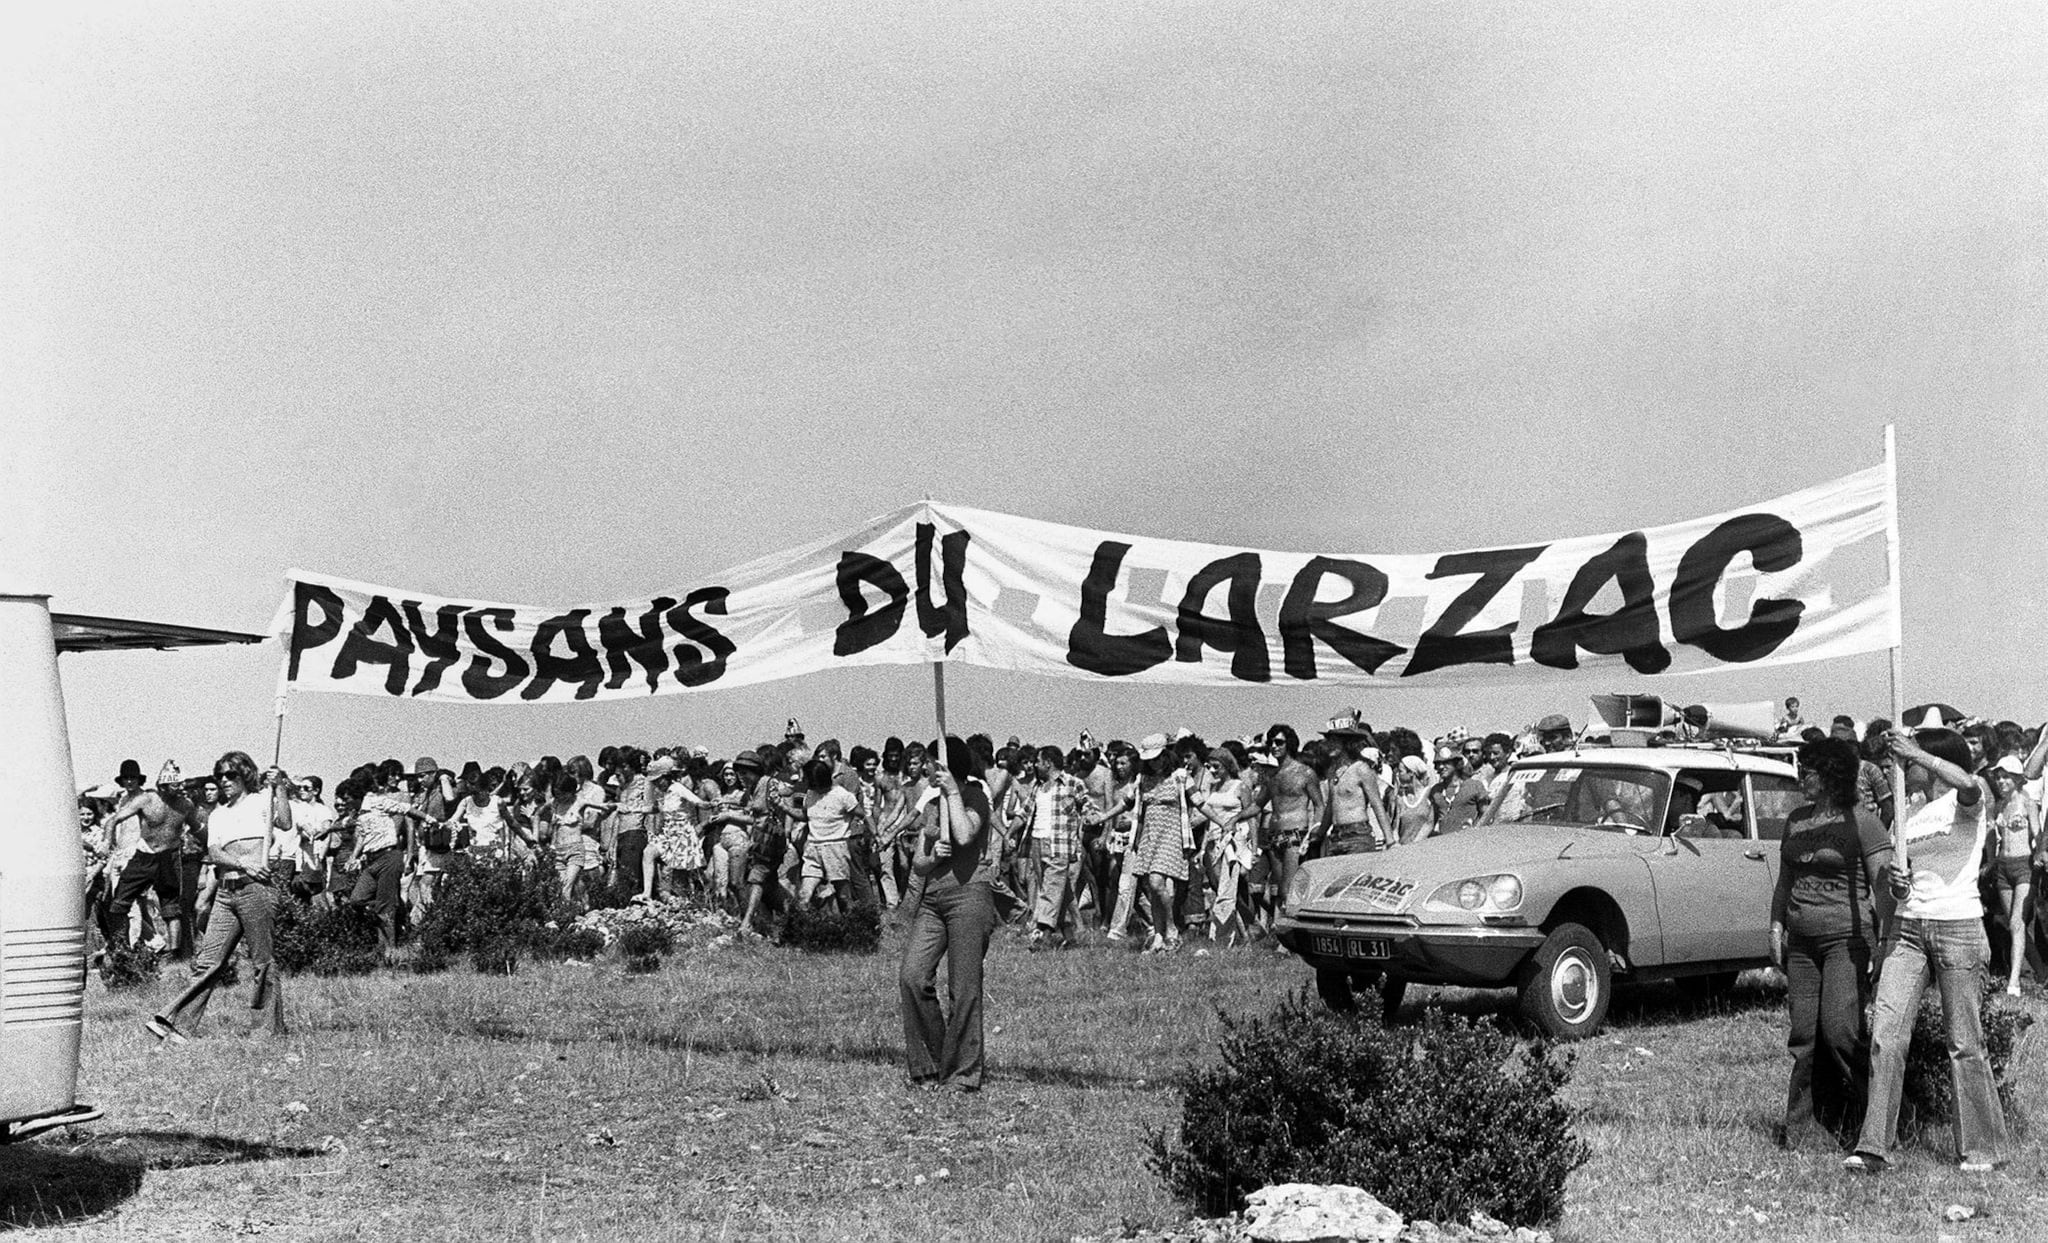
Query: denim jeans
1783 929 1872 1149
899 879 996 1089
1855 917 2010 1164
164 879 286 1036
1109 853 1141 935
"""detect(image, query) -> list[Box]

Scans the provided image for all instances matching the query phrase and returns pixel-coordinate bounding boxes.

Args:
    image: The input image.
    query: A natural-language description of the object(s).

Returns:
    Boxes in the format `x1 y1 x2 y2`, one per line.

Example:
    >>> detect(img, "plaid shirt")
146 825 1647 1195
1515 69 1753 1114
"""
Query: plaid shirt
1024 771 1097 859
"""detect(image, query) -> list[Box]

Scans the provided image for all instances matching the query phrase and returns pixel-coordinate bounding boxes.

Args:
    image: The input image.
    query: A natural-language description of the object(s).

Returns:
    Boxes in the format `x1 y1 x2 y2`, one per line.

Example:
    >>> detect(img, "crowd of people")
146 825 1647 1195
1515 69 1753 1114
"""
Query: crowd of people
75 700 2048 1145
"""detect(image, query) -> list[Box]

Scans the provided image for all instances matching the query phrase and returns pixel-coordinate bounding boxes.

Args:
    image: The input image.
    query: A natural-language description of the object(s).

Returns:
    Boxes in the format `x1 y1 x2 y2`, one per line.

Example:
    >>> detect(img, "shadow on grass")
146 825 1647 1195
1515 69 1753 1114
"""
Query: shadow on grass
454 1015 1156 1090
0 1130 323 1230
1396 976 1786 1033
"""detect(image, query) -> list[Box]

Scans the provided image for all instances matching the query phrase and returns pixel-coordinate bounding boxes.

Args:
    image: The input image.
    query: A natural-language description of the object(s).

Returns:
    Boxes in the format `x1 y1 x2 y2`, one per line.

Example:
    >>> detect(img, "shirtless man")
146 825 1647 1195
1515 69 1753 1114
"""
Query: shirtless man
1323 714 1393 855
1252 724 1323 923
100 760 193 955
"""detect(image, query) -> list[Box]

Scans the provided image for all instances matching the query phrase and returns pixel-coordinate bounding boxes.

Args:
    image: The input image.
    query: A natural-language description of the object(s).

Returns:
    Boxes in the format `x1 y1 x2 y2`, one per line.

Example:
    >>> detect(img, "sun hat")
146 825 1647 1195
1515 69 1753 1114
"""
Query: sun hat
1535 713 1572 734
645 755 678 780
1323 711 1373 739
733 749 765 772
1137 733 1171 761
116 758 145 784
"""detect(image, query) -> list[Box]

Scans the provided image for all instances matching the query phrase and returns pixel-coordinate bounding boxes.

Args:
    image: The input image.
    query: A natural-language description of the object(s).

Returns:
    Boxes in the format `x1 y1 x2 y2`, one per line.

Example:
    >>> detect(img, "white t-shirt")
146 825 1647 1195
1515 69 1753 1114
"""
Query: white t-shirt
284 800 334 870
1898 784 1991 922
453 794 507 852
210 794 271 851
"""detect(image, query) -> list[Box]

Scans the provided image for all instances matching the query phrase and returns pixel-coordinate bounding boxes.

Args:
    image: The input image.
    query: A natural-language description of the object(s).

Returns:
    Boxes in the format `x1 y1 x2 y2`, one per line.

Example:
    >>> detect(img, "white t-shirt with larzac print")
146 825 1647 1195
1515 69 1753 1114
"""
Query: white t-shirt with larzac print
1897 783 1991 922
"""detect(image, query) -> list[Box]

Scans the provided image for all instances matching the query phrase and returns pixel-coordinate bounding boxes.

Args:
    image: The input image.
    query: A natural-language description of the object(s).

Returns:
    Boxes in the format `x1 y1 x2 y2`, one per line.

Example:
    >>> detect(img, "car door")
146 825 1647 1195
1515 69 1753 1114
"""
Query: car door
1638 767 1774 964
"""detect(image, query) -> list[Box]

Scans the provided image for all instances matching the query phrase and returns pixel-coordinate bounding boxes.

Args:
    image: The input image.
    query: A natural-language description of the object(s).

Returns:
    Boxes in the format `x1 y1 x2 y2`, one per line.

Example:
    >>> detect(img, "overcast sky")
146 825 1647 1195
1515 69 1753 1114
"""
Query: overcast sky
5 1 2042 784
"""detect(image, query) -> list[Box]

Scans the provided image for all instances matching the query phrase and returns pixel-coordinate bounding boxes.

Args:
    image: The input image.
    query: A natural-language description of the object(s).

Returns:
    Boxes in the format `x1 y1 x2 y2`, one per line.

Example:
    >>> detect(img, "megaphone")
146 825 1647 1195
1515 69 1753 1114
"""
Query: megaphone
1588 695 1778 743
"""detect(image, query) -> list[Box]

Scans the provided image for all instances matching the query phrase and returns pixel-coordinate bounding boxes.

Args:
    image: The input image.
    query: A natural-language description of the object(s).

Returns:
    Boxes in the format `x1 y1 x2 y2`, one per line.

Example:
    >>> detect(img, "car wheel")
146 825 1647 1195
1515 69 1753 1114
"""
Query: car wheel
1518 922 1611 1040
1380 976 1408 1023
1316 967 1358 1012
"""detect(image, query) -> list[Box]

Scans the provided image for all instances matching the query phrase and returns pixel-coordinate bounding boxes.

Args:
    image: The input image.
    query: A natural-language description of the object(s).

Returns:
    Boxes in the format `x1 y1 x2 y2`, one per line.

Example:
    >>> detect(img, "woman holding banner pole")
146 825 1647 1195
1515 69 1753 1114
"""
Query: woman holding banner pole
1847 728 2009 1173
899 736 996 1092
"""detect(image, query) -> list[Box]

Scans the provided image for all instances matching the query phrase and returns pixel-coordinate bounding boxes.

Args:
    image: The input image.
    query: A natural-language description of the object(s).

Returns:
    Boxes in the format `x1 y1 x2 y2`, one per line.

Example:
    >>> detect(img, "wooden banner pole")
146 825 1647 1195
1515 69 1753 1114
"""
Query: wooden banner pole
1883 423 1908 867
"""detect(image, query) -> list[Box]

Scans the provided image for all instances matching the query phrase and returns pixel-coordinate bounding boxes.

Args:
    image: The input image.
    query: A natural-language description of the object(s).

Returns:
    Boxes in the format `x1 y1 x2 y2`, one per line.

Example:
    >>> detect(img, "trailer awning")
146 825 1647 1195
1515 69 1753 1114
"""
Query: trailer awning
51 613 267 654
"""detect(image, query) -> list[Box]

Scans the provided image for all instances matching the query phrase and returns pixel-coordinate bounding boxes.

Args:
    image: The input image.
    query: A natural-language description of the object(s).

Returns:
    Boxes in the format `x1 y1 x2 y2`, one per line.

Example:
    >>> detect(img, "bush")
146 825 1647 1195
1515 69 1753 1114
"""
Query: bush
618 922 672 974
99 944 160 989
1150 990 1588 1227
530 924 606 962
471 936 522 976
1900 993 2035 1144
414 855 570 970
272 898 383 976
781 902 882 954
579 873 636 912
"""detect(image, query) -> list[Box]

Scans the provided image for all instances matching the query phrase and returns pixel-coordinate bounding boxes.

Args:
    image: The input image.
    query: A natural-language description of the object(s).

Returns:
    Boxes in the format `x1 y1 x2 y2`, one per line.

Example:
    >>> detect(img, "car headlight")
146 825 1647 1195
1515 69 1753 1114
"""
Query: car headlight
1424 873 1523 915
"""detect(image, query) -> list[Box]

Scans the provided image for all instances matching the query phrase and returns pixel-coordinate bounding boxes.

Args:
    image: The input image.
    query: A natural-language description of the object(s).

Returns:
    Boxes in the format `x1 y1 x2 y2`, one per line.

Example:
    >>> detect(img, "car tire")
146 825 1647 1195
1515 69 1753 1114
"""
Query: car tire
1518 922 1611 1040
1316 967 1359 1012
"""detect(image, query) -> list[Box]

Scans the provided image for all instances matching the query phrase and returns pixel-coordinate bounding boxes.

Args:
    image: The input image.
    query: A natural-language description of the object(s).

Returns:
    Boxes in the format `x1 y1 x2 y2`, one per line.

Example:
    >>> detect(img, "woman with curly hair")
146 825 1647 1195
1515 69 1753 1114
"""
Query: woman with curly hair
1770 737 1893 1150
1847 727 2010 1173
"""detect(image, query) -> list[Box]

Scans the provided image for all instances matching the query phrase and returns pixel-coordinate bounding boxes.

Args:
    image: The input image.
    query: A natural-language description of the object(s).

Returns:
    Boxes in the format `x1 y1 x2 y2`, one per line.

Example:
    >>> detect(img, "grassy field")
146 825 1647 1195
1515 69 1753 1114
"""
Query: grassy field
6 925 2048 1241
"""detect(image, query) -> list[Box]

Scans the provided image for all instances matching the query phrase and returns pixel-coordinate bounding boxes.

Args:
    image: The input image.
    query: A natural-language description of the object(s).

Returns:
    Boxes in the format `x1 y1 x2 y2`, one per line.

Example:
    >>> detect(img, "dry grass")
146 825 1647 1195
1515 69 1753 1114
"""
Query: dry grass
6 930 2048 1241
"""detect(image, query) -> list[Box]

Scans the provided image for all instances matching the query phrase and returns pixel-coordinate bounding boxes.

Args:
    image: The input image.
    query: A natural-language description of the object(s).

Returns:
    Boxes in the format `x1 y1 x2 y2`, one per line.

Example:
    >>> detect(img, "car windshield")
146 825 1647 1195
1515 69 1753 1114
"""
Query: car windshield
1482 764 1671 834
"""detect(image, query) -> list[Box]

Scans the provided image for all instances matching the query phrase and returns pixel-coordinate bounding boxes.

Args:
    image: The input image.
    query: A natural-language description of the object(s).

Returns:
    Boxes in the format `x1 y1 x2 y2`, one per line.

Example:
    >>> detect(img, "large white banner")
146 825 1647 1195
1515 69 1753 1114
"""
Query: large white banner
276 465 1896 702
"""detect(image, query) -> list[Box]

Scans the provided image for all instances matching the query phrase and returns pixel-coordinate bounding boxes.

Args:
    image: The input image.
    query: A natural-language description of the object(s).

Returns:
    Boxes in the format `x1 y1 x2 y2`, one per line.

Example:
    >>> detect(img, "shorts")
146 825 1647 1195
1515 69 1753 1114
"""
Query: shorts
554 833 599 870
1992 855 2033 892
802 840 853 884
1323 821 1384 856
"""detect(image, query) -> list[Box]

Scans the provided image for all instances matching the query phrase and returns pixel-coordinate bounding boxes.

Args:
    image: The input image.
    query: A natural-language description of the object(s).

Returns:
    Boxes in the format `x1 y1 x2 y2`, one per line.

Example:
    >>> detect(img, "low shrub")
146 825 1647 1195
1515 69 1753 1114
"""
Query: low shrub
619 922 672 974
579 873 636 912
414 855 570 970
471 936 522 976
530 924 607 962
1901 993 2034 1144
99 944 160 989
272 898 383 976
781 902 882 954
1150 989 1588 1228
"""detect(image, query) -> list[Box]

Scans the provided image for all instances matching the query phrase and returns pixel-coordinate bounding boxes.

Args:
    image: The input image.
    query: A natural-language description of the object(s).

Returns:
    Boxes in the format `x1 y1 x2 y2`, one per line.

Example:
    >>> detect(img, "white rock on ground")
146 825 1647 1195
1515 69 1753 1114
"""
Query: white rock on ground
1244 1184 1404 1243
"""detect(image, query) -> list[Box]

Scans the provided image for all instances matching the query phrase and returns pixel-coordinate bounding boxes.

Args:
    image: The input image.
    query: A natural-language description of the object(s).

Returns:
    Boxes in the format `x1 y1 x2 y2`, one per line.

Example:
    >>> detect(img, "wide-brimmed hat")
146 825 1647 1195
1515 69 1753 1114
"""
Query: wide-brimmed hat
116 758 145 784
1137 733 1171 761
645 756 678 780
1323 711 1373 739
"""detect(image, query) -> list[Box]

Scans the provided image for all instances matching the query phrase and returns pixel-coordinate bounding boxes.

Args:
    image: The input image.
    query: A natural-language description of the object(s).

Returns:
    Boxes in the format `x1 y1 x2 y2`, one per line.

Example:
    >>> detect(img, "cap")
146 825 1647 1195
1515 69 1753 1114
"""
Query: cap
1993 755 2027 779
414 756 440 775
733 750 765 772
1137 733 1170 761
1535 714 1572 734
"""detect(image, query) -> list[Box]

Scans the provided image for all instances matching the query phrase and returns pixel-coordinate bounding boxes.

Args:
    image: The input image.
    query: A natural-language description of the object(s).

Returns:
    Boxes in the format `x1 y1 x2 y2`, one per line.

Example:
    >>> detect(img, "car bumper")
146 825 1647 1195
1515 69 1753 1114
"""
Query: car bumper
1274 913 1547 987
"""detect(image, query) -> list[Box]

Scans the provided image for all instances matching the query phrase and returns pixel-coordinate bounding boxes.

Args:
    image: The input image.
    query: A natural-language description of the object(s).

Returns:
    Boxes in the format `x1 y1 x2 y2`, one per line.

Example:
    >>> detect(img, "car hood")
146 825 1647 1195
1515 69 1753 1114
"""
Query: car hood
1296 824 1644 916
